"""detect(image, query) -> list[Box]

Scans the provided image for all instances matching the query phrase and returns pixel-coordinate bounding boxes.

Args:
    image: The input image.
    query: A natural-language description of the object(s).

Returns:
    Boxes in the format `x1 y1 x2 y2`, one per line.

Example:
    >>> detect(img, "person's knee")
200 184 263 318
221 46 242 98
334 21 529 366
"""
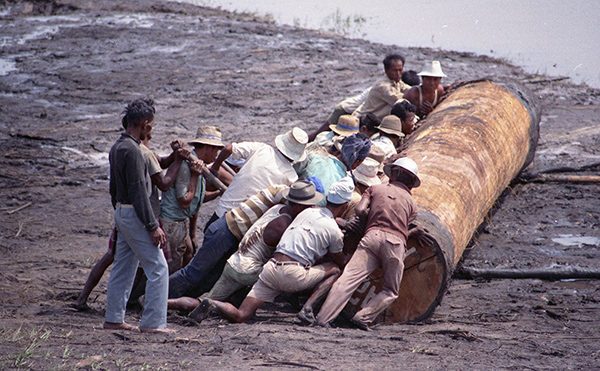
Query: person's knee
324 265 341 278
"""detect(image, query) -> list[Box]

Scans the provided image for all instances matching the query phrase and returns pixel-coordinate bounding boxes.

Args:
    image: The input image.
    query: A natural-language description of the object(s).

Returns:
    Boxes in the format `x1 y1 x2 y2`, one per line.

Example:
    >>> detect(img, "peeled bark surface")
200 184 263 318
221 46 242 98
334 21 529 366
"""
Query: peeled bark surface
346 79 541 323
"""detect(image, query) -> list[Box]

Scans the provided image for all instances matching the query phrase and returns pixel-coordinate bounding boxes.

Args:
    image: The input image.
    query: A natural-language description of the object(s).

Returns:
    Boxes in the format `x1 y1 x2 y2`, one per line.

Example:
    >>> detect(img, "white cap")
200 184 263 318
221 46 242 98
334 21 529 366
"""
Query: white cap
327 176 355 204
383 157 421 187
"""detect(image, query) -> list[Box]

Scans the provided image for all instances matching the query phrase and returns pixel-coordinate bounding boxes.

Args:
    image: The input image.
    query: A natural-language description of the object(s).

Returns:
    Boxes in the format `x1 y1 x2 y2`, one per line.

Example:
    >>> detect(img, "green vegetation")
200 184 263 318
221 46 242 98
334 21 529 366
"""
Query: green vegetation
321 9 367 38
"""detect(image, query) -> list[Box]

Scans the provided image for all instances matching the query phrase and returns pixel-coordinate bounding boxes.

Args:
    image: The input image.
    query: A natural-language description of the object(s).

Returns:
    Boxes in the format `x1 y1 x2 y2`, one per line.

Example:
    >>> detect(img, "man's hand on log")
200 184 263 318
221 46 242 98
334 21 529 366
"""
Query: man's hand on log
408 227 434 247
343 215 367 235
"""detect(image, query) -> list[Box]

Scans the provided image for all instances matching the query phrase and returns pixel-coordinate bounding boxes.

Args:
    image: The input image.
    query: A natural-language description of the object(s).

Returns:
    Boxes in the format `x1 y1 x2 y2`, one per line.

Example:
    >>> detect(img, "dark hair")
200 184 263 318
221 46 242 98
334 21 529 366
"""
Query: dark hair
121 98 155 129
402 70 420 86
359 113 381 133
390 100 416 121
383 54 405 70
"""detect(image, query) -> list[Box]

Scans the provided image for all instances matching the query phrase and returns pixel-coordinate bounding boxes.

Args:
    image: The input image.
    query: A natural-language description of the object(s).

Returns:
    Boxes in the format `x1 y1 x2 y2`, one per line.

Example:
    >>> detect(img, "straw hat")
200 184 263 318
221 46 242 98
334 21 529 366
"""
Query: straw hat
353 158 382 187
281 180 323 205
275 127 308 162
329 115 360 136
378 115 404 137
188 126 224 147
383 157 421 187
418 60 446 78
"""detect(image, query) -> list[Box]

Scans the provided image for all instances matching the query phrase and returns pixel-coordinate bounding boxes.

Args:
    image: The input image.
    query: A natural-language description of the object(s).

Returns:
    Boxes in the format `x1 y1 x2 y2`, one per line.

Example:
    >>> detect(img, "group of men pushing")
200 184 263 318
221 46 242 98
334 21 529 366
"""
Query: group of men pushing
87 53 451 332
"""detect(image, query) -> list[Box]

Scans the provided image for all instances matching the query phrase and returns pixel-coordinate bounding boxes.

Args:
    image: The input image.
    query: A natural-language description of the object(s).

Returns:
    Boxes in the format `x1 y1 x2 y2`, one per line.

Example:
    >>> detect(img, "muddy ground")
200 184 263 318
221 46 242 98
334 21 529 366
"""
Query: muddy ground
1 0 600 370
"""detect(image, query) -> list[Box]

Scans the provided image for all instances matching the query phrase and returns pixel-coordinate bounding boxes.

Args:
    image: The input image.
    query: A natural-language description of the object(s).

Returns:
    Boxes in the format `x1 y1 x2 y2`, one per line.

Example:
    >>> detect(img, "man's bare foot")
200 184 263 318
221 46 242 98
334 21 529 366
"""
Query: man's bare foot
350 317 372 331
103 322 139 331
140 327 176 334
297 307 315 325
70 302 91 312
188 298 216 323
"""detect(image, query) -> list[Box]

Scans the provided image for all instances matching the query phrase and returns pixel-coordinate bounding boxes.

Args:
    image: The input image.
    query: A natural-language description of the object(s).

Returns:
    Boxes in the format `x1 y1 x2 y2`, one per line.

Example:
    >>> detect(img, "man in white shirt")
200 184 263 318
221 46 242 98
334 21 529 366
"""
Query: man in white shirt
206 127 308 229
189 177 356 325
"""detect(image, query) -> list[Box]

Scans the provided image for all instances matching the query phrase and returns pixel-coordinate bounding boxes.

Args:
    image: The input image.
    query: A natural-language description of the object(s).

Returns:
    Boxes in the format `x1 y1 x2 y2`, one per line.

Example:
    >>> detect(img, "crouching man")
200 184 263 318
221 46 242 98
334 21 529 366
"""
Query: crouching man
190 177 356 325
316 157 421 330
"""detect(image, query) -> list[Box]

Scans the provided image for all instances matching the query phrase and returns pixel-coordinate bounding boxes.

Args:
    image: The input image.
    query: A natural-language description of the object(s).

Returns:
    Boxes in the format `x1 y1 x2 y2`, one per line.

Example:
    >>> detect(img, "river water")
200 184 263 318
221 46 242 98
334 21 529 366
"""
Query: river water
178 0 600 89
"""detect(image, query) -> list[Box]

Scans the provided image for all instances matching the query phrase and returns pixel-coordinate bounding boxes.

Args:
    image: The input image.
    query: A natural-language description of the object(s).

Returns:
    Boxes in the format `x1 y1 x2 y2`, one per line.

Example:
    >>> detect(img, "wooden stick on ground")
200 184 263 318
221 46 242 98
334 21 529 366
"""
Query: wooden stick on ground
7 202 32 215
525 174 600 184
457 266 600 280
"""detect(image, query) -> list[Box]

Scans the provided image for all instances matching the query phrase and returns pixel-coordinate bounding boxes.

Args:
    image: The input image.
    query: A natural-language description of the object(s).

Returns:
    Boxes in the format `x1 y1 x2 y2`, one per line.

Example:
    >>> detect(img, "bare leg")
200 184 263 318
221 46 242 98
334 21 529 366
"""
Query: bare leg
74 252 114 310
182 236 194 268
190 296 264 324
216 296 265 323
298 263 340 324
167 296 200 312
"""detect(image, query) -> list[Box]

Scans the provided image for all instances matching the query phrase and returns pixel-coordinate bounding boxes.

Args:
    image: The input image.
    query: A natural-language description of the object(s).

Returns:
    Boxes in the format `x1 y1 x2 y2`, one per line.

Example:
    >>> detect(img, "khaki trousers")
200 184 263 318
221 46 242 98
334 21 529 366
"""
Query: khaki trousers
316 229 406 325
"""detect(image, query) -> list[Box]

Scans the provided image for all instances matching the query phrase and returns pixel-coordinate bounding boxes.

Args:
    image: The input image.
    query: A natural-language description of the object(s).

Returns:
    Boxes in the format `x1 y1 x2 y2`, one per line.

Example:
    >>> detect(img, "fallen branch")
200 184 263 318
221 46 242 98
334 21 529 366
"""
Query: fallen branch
456 266 600 280
521 76 570 84
520 174 600 184
519 161 600 179
7 202 32 215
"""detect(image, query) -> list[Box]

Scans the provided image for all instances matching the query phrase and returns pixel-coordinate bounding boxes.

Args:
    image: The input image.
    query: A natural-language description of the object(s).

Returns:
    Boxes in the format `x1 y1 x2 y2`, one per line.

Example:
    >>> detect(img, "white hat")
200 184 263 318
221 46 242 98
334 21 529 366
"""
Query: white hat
353 158 382 187
327 176 355 204
275 127 308 162
383 157 421 187
418 60 446 78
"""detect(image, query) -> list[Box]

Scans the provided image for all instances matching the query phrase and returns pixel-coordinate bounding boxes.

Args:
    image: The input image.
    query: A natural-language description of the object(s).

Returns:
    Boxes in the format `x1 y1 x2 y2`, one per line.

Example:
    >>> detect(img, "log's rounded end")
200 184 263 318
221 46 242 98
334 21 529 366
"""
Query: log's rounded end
344 210 454 324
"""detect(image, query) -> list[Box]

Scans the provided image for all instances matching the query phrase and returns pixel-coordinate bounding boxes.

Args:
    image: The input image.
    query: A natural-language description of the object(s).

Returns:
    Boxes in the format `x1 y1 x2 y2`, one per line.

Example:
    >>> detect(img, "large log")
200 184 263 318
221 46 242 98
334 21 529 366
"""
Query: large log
345 79 541 323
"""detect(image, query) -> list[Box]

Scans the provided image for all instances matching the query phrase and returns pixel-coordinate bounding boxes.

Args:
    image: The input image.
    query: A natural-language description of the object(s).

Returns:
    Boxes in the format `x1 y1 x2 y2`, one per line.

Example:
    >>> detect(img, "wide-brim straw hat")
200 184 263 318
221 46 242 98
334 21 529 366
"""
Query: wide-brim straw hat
275 127 308 162
188 126 224 147
329 115 360 136
367 145 386 172
281 180 323 205
378 115 404 137
383 157 421 187
418 60 446 78
353 158 382 187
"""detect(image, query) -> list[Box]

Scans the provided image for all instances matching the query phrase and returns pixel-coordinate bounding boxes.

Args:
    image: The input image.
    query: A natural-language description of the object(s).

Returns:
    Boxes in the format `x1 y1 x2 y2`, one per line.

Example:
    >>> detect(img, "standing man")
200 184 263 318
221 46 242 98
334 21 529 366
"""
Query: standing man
352 54 411 120
105 98 171 333
316 158 421 330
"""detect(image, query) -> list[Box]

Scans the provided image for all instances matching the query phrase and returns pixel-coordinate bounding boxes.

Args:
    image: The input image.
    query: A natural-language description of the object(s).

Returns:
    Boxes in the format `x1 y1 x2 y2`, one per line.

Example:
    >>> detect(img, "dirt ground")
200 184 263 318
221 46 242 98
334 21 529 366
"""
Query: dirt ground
1 0 600 370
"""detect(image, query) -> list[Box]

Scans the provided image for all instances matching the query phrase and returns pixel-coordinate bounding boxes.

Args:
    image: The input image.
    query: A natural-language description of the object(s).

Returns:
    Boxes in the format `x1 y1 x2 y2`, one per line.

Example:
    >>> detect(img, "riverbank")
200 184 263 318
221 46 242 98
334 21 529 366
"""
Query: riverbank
1 0 599 369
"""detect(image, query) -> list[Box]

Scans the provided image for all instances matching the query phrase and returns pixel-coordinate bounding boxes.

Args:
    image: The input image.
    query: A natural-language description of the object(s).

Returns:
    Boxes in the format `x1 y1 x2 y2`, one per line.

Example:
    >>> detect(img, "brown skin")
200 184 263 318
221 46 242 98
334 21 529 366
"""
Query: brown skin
385 59 404 83
403 76 444 118
401 112 416 135
209 202 349 324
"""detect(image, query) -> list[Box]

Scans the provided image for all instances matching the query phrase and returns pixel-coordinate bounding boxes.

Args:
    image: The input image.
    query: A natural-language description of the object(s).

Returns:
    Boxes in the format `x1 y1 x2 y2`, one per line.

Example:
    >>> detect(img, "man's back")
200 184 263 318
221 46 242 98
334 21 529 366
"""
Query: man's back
364 182 417 240
214 143 297 217
276 207 343 267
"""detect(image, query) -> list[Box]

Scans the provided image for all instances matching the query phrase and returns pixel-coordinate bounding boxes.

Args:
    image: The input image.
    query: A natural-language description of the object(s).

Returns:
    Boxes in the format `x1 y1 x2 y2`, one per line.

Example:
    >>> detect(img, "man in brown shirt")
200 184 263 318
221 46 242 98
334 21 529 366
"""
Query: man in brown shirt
316 157 421 330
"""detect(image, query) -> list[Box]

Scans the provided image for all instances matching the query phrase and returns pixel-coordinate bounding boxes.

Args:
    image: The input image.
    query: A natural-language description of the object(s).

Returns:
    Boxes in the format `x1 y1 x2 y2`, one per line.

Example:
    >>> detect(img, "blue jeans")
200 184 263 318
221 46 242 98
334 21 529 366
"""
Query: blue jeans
168 214 239 298
105 206 169 328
